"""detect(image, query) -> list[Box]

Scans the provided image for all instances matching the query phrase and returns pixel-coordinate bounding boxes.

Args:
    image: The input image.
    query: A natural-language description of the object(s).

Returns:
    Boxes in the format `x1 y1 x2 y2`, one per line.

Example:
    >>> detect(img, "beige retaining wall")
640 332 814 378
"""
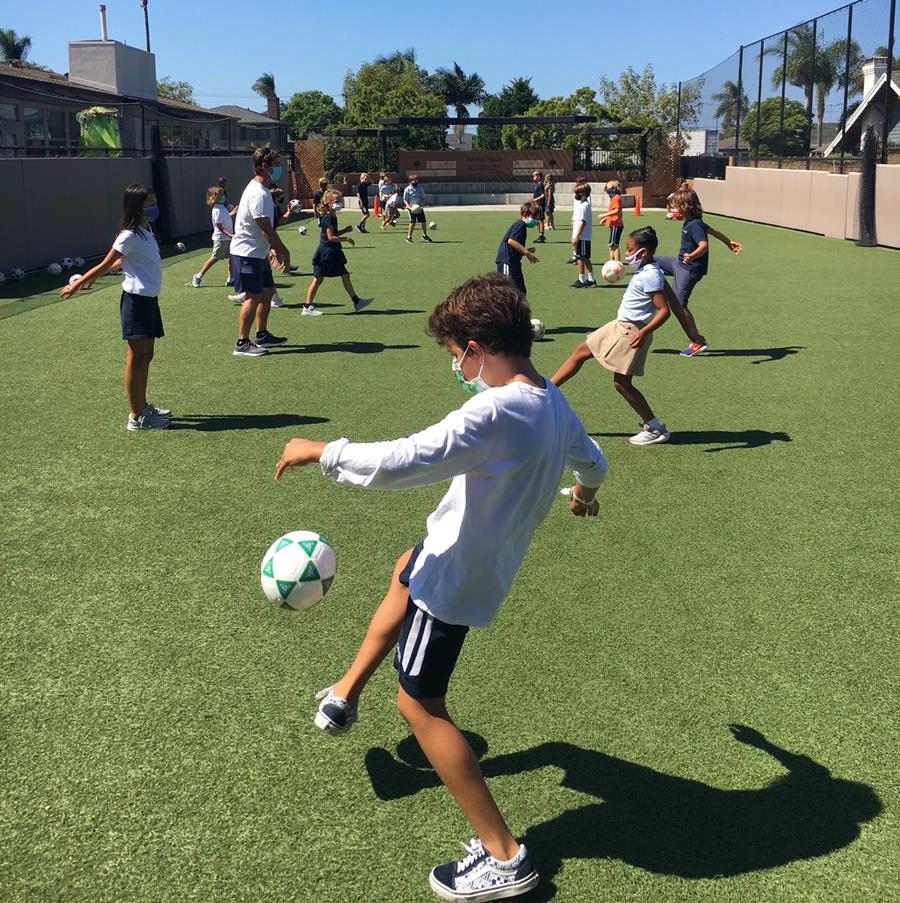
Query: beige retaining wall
694 165 900 249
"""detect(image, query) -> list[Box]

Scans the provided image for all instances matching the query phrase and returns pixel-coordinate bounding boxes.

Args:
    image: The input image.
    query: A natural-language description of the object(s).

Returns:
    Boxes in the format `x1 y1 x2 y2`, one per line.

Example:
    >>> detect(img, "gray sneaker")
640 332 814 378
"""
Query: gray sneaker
352 298 373 312
127 405 170 431
233 340 267 357
146 402 171 418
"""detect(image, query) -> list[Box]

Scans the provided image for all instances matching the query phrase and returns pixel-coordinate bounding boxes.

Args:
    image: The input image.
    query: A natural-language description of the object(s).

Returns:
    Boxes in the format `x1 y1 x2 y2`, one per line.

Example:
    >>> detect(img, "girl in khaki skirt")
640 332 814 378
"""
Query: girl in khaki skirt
551 226 672 446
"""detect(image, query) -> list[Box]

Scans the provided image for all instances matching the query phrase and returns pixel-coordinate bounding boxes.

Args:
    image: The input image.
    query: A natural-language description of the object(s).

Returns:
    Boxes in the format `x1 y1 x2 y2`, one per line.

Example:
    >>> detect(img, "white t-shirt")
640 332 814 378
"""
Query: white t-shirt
230 179 274 259
386 191 401 208
572 198 593 241
319 380 607 627
112 228 162 297
617 261 665 323
211 204 234 242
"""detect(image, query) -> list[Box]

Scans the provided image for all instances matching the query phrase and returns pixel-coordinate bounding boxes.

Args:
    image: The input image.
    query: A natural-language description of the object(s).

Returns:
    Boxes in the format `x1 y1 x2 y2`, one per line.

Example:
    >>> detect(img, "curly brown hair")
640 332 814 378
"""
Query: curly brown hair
672 187 703 219
427 274 533 358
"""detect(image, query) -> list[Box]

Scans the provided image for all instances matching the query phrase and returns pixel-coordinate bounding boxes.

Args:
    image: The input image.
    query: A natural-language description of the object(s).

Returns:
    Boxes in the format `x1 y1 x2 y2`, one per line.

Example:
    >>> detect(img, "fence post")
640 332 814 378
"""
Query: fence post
735 45 744 166
805 19 817 168
882 0 897 164
755 39 764 167
840 3 853 175
675 82 682 136
639 133 648 182
778 29 789 167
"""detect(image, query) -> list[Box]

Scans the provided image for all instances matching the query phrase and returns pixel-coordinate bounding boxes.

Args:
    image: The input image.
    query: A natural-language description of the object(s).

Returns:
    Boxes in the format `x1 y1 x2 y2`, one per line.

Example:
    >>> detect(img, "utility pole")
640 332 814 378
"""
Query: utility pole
140 0 151 53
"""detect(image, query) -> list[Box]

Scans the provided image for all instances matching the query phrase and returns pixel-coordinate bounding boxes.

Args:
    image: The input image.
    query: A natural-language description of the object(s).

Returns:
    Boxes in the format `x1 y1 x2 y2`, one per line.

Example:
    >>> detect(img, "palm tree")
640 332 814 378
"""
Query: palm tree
0 28 32 62
711 80 749 137
434 62 487 145
251 72 276 100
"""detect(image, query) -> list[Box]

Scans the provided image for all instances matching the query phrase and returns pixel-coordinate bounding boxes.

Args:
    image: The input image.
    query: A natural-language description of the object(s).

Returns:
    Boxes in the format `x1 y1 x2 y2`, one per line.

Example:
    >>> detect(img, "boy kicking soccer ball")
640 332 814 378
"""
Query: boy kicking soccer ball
551 226 671 445
275 274 607 901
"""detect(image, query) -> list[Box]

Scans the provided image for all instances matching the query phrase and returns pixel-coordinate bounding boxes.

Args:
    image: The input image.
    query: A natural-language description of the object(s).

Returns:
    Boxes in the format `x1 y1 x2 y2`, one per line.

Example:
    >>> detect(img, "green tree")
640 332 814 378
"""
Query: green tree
740 97 809 157
599 64 702 134
712 80 749 138
156 76 195 104
0 28 31 61
282 90 342 139
500 87 613 150
474 77 539 150
434 61 487 144
251 72 277 101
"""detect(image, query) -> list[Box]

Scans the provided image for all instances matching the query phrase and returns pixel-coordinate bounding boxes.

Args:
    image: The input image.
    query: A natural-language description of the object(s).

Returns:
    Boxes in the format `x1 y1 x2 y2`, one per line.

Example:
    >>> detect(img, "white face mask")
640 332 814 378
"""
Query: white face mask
331 202 344 212
451 347 489 394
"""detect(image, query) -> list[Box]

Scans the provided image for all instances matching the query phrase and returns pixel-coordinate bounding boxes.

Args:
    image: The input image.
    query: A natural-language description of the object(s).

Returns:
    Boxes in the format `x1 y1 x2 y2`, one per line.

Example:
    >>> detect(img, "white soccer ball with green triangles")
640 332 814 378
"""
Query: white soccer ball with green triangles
261 530 336 611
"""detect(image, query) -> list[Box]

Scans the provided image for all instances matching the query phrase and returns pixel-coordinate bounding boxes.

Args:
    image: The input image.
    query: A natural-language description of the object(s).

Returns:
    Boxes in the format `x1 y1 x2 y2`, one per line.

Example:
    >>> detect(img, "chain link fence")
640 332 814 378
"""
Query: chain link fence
677 0 898 173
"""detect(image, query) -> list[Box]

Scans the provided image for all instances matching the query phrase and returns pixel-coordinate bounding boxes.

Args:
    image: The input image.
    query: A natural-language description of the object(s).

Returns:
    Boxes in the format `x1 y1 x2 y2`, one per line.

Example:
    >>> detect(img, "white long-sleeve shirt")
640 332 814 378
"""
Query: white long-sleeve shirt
319 380 607 627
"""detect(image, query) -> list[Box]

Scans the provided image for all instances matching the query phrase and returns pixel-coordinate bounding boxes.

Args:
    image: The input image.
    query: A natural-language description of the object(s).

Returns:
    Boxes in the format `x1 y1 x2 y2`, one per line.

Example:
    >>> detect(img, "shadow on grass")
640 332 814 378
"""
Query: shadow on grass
272 341 420 356
167 413 328 432
543 326 595 336
366 725 882 895
653 346 806 364
589 429 791 452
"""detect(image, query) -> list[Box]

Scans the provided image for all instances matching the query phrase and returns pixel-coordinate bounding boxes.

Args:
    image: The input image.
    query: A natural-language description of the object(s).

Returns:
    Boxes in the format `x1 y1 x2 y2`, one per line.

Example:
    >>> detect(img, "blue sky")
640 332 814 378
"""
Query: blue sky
4 0 863 110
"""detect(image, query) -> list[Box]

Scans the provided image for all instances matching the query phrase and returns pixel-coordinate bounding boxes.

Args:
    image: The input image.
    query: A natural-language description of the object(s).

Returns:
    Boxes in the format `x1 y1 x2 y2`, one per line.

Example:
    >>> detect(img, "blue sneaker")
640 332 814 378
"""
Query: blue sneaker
680 341 708 357
314 686 358 735
429 840 539 901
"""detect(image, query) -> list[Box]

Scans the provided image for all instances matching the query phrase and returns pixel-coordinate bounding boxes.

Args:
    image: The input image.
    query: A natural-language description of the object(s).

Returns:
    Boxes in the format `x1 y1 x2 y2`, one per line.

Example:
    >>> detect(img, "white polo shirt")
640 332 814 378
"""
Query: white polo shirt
112 228 162 297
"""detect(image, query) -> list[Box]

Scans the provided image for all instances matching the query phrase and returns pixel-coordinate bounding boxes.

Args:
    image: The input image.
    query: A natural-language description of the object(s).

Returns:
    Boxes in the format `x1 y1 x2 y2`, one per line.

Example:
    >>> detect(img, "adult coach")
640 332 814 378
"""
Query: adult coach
403 176 432 244
230 147 290 357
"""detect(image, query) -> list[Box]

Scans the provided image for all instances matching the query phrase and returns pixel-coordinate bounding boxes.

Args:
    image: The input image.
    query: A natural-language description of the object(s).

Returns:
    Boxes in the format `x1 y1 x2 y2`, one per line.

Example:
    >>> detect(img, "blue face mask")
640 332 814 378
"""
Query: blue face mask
270 164 283 181
144 205 160 223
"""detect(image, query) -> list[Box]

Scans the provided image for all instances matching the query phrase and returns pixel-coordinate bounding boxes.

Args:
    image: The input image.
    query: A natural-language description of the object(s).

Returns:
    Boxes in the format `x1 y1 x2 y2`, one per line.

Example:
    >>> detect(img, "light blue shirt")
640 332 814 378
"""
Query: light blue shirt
617 262 665 323
403 184 425 207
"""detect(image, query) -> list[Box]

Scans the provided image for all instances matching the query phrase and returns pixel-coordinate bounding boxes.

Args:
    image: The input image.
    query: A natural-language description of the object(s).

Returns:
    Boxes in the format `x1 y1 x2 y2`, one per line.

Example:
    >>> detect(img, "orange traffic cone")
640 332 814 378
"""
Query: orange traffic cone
374 195 380 216
633 193 642 217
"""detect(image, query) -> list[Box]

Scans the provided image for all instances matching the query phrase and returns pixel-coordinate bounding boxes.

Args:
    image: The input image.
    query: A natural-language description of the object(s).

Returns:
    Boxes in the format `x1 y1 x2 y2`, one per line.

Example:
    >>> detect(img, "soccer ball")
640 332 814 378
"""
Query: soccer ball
429 221 437 230
410 203 422 213
298 226 308 235
530 318 546 341
74 257 85 267
601 260 625 284
69 274 82 286
176 242 186 252
289 199 300 210
665 212 674 220
10 268 25 281
47 262 62 276
61 257 75 270
261 530 336 611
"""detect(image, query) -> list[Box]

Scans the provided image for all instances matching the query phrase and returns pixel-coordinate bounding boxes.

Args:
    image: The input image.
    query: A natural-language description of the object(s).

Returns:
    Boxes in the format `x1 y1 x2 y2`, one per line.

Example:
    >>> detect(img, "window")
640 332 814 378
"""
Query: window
0 103 18 122
24 107 45 147
48 110 67 151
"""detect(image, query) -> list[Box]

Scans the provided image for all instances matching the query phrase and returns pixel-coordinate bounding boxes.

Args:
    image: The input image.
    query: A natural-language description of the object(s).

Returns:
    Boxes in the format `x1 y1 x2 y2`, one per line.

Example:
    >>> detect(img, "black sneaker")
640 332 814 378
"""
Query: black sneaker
570 281 586 288
429 840 539 901
422 234 433 242
535 235 546 243
254 330 287 348
356 224 365 233
233 339 267 357
566 257 578 265
405 237 413 244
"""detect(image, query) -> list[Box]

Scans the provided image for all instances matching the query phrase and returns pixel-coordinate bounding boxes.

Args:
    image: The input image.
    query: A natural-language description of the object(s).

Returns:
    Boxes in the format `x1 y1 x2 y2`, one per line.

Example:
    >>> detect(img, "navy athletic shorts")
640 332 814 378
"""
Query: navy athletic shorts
231 255 275 296
496 261 526 295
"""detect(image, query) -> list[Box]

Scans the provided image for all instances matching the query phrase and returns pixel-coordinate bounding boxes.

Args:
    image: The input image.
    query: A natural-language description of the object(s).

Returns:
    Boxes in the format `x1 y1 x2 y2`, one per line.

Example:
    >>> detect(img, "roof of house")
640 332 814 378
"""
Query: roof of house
823 73 900 155
209 105 285 126
0 60 233 121
716 136 750 151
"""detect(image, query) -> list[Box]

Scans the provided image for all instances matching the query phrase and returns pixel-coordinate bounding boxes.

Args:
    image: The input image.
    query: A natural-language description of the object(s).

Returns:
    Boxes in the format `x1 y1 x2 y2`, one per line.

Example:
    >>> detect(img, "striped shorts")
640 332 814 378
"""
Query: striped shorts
393 545 470 699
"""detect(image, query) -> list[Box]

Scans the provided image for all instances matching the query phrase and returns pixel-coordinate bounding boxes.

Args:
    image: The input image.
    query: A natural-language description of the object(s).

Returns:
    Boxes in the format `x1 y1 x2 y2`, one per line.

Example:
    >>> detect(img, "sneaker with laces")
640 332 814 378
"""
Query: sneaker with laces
146 403 171 418
680 341 708 357
535 235 546 243
352 298 373 312
313 686 358 735
254 330 287 348
429 840 539 902
406 237 414 244
127 405 170 431
356 224 365 233
270 293 284 308
422 234 433 242
570 280 586 288
191 273 202 288
628 421 670 446
233 339 267 357
302 305 323 317
228 292 247 304
226 278 235 287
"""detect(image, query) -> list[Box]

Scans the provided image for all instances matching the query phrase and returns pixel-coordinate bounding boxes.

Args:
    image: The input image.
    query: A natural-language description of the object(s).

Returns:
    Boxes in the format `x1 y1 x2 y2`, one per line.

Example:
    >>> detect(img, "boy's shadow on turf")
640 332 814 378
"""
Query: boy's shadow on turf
589 429 791 452
653 346 805 365
365 725 881 897
272 342 419 356
167 414 328 432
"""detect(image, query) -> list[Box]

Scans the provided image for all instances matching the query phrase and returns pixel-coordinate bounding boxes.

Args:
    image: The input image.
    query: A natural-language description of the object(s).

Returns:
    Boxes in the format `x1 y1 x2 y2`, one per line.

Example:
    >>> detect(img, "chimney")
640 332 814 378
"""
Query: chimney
99 5 109 41
267 94 280 120
862 56 888 96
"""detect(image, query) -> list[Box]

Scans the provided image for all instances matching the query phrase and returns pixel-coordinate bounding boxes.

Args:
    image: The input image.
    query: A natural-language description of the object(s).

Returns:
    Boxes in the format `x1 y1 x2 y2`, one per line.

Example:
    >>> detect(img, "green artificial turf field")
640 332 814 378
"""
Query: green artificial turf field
1 210 898 902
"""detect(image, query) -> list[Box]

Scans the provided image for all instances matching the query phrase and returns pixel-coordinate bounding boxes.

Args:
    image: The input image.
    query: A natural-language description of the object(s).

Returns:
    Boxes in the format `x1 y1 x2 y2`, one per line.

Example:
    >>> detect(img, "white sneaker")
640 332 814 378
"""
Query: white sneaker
302 305 323 317
228 293 247 304
127 405 170 431
191 273 202 288
628 421 670 446
313 686 358 735
429 840 539 902
270 293 284 308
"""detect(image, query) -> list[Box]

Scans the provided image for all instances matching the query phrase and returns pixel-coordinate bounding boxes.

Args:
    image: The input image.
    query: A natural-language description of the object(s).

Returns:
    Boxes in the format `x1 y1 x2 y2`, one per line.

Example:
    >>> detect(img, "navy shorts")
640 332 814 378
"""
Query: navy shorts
575 239 592 261
655 255 704 307
608 226 623 248
358 197 369 215
407 208 426 224
394 544 469 699
231 255 275 296
120 291 163 340
496 261 526 295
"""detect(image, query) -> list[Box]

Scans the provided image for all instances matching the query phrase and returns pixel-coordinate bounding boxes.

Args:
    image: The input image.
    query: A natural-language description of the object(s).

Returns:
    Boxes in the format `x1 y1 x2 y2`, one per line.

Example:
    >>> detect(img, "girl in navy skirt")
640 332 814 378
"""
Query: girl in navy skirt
60 183 170 431
302 189 372 317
